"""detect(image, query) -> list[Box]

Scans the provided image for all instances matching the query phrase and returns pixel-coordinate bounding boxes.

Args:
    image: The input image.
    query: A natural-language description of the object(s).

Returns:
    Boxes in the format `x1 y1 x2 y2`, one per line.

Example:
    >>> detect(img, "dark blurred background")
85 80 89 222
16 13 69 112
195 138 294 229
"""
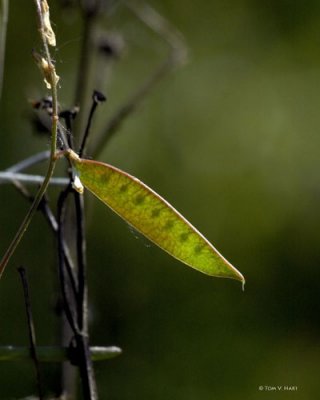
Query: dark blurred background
1 0 320 399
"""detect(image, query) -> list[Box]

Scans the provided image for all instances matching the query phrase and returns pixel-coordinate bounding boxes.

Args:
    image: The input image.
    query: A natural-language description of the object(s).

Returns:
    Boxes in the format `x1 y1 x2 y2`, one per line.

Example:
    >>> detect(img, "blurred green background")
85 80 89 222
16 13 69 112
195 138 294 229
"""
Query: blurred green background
1 0 320 399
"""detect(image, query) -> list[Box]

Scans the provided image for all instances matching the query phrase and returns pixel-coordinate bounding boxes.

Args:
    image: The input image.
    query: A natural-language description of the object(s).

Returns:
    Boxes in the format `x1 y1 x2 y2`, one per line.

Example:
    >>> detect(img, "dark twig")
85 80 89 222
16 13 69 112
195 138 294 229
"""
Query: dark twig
73 189 98 399
74 331 97 400
74 192 87 331
36 192 79 294
59 108 79 149
57 186 80 336
57 186 79 400
58 183 98 399
9 181 77 295
69 4 102 397
79 90 107 158
39 195 59 232
17 266 44 400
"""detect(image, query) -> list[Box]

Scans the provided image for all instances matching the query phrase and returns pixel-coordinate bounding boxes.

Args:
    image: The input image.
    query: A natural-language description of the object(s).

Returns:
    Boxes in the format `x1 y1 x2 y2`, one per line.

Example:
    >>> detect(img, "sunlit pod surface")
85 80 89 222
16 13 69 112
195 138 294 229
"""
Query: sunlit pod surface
69 152 244 284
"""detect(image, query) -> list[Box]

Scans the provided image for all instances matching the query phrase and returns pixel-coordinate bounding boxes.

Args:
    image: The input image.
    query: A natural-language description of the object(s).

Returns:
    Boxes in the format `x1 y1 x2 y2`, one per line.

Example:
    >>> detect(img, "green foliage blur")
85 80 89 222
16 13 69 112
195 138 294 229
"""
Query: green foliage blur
1 0 320 398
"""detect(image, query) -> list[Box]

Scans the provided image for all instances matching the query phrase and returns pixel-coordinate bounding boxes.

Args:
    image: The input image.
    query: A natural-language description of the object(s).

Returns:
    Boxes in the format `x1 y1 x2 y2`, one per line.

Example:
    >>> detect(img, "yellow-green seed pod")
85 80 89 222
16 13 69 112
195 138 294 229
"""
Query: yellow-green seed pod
69 151 244 285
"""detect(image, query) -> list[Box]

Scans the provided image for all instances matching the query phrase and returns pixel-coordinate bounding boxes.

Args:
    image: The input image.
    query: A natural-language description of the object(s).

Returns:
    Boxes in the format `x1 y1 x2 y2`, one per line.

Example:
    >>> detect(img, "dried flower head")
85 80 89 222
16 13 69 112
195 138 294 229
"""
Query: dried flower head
41 0 56 47
33 50 60 89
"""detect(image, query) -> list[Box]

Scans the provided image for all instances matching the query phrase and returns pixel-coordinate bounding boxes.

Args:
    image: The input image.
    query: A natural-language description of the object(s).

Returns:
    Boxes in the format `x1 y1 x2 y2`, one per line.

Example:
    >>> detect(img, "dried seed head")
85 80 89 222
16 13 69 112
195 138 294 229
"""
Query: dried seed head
33 50 60 89
41 57 60 89
41 0 56 47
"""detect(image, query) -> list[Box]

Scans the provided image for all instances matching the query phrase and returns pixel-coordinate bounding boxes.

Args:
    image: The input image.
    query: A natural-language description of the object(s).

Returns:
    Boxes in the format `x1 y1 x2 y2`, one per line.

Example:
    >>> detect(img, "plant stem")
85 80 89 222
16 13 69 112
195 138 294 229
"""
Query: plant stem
57 186 80 337
57 186 80 400
0 129 58 279
58 185 98 400
75 332 98 400
62 5 100 398
73 12 96 141
6 150 50 172
0 171 69 185
74 191 98 399
79 91 106 157
18 266 44 400
0 345 122 362
0 0 59 279
92 0 187 156
0 0 8 100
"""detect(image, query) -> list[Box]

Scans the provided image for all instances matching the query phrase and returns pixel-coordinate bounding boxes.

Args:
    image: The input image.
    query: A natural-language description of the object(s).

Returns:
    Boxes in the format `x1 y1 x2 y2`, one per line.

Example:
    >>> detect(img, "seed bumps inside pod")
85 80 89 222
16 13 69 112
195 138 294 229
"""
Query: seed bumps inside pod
69 151 245 285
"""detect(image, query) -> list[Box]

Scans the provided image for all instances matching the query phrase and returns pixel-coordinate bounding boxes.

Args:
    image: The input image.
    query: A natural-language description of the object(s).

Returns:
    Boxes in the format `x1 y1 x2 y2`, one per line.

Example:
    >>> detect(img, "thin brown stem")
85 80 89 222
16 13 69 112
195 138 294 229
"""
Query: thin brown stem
18 266 44 400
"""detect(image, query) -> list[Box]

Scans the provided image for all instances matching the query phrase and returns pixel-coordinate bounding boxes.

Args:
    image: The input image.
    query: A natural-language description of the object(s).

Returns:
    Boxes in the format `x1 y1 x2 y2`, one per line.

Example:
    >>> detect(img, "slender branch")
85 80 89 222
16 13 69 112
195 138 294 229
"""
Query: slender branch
74 332 98 400
58 186 98 399
57 186 80 336
59 109 78 149
59 11 97 390
39 196 77 287
58 121 72 150
0 130 58 280
38 195 59 232
92 57 174 156
57 185 80 400
73 11 96 141
0 0 8 100
17 266 44 400
0 1 60 279
3 152 78 290
6 150 50 173
79 90 107 158
2 151 52 201
92 0 187 156
74 192 87 331
0 171 69 185
65 4 101 398
74 12 93 107
6 173 78 294
0 345 122 362
73 188 98 399
126 1 187 61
